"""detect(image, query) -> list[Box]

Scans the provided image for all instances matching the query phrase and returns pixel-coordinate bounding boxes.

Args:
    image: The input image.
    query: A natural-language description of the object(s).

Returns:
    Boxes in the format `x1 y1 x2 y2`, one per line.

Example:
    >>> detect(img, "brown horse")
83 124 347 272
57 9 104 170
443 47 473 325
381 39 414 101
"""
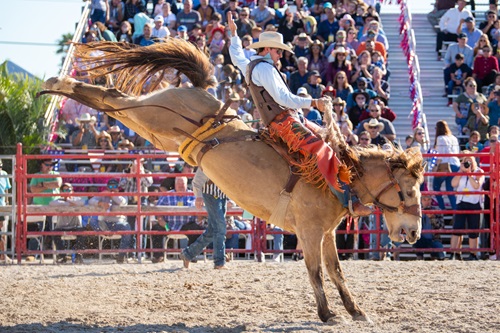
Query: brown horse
40 40 424 324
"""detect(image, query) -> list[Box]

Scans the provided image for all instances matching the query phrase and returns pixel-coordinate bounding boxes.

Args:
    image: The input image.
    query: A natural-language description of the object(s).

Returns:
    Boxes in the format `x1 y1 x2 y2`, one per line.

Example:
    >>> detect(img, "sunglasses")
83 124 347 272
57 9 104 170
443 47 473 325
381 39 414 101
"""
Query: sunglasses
369 109 378 112
62 188 73 193
417 132 424 135
360 138 370 141
490 139 498 143
273 48 283 55
368 126 378 129
108 184 119 189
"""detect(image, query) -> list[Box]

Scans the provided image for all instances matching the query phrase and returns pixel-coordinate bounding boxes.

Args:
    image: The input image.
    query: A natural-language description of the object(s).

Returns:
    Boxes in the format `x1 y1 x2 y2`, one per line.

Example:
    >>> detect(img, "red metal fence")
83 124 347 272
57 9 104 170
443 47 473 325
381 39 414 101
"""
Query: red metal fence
6 143 500 263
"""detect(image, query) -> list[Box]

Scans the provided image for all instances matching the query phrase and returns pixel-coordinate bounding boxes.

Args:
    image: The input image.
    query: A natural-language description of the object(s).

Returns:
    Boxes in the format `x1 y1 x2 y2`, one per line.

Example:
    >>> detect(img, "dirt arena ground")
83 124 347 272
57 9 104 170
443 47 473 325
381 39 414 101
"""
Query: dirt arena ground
0 259 499 333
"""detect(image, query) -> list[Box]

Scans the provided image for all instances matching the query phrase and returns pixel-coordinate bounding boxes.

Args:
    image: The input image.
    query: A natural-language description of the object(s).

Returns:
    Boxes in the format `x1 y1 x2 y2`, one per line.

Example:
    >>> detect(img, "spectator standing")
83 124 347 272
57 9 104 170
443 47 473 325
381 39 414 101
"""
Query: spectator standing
413 195 446 260
428 0 457 31
432 120 461 210
0 160 11 263
251 0 275 29
88 179 131 263
460 16 482 48
450 153 485 260
410 126 429 155
180 169 229 269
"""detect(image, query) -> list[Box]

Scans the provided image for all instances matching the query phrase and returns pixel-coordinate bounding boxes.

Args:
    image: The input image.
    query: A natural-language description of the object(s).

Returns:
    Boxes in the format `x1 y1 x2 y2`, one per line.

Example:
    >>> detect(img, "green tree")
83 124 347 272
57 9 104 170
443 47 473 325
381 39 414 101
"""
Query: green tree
0 61 51 156
56 33 74 69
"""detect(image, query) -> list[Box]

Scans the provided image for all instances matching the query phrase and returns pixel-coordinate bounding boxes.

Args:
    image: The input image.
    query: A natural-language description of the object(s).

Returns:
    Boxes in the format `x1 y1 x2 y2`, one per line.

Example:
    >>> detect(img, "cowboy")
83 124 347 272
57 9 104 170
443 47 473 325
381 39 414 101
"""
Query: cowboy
227 12 372 216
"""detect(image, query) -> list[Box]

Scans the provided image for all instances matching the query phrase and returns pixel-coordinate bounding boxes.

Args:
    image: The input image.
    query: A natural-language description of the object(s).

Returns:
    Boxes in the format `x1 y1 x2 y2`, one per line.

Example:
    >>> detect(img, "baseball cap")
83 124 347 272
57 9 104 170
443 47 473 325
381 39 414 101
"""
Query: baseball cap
297 87 308 96
154 15 164 22
458 32 467 39
178 25 187 32
323 2 332 9
465 17 474 23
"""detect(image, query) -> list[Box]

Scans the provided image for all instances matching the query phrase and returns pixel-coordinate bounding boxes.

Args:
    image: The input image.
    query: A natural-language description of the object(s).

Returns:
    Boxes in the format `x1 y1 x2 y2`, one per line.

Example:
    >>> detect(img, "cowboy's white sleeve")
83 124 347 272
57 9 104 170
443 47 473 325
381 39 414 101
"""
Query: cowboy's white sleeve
229 36 312 109
252 62 312 109
229 36 250 81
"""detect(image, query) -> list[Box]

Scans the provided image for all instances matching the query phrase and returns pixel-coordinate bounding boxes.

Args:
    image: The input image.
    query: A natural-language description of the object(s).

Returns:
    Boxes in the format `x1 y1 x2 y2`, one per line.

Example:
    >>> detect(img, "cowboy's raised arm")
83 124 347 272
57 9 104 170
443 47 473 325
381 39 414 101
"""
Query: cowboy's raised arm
227 12 249 81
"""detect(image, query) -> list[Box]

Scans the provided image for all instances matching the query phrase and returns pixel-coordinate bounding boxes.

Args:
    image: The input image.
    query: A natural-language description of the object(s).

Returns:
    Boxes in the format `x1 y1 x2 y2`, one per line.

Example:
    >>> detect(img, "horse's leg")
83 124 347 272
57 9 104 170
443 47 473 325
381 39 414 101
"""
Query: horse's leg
298 230 338 323
322 230 372 323
41 77 132 111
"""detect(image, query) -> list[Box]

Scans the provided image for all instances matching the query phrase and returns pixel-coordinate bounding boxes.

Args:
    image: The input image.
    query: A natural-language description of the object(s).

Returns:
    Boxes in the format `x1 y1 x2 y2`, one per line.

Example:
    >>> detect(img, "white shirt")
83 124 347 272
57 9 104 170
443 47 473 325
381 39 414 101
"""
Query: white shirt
439 7 472 33
152 26 170 39
229 35 312 110
435 134 460 166
455 168 484 204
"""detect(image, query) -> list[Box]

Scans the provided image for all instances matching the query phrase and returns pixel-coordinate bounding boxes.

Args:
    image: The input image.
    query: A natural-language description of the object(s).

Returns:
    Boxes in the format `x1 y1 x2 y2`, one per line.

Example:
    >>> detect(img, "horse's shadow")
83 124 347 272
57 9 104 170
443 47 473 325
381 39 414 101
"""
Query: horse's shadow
0 322 321 333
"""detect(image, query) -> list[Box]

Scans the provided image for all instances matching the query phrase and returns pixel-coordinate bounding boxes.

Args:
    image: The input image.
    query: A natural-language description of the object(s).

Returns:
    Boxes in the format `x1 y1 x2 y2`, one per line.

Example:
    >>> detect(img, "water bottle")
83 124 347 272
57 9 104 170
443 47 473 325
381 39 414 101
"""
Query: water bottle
71 253 76 263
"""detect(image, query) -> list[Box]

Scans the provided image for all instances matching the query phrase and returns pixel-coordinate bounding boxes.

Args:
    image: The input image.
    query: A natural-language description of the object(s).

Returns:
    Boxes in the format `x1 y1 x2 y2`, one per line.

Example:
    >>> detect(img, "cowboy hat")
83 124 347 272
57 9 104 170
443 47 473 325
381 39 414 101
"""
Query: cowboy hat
332 97 345 105
97 131 111 140
332 46 348 56
75 113 96 124
250 31 294 53
108 125 121 133
322 86 336 97
352 91 370 102
363 118 384 131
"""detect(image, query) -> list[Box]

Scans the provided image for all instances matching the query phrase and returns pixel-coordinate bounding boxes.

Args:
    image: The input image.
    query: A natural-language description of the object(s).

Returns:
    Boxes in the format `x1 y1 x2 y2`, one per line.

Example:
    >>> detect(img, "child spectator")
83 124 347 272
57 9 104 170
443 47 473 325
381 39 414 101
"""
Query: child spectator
209 27 226 59
446 53 472 106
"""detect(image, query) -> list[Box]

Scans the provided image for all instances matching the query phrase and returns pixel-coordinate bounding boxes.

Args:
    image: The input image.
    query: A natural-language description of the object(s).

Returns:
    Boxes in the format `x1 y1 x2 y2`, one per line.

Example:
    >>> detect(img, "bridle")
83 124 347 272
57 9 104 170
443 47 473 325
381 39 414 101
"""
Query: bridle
354 158 421 217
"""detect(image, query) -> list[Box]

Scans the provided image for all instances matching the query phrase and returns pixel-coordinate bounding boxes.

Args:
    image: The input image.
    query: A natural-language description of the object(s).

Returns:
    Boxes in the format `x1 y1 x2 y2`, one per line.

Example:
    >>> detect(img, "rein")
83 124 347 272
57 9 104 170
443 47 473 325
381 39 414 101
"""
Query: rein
351 158 421 217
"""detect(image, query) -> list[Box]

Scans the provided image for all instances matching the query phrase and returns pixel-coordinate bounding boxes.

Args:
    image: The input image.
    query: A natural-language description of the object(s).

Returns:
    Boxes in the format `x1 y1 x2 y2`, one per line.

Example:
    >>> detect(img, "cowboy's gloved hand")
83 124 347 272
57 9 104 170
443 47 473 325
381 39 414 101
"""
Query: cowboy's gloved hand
315 97 331 112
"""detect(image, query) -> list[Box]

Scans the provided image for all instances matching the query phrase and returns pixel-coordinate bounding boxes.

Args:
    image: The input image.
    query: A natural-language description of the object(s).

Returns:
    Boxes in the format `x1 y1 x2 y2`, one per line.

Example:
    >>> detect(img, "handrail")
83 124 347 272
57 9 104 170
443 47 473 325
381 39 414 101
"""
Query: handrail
44 1 92 141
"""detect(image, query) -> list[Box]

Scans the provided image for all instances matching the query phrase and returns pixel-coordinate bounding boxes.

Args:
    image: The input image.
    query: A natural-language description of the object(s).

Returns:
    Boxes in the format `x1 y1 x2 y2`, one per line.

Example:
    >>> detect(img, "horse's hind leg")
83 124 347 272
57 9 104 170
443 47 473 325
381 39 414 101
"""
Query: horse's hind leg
298 230 338 323
322 230 372 323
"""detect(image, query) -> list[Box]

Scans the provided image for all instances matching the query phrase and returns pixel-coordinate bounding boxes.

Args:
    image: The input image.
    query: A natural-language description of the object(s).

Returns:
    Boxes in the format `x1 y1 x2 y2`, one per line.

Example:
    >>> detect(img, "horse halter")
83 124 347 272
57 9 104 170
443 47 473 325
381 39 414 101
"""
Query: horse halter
367 159 421 218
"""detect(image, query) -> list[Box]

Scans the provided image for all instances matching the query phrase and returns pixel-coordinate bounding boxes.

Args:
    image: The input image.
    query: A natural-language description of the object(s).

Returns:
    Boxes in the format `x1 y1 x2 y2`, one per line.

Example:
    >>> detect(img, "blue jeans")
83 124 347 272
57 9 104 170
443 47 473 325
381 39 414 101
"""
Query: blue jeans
104 221 132 256
413 237 445 259
432 164 459 210
270 227 283 251
183 194 227 267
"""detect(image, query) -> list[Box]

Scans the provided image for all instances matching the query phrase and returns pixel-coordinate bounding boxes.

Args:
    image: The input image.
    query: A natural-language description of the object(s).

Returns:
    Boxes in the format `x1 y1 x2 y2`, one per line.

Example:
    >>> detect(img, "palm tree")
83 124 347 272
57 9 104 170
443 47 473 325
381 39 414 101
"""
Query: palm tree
56 33 74 70
0 61 51 156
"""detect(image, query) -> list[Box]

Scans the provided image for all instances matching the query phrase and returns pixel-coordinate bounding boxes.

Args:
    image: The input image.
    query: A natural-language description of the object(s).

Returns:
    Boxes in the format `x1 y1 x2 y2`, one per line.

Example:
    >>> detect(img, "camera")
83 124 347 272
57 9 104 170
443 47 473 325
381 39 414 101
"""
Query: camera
463 161 471 169
494 90 500 97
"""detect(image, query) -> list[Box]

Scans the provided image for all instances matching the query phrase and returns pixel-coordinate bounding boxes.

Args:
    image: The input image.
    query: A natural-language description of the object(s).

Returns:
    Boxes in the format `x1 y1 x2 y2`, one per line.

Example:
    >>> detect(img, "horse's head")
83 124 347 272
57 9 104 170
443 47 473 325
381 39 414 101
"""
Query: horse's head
353 146 424 244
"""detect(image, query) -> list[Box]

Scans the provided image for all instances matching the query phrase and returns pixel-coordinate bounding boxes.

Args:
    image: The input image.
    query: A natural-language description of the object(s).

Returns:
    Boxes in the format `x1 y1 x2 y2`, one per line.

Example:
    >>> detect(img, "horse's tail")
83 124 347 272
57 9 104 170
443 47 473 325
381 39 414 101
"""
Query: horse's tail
73 40 215 96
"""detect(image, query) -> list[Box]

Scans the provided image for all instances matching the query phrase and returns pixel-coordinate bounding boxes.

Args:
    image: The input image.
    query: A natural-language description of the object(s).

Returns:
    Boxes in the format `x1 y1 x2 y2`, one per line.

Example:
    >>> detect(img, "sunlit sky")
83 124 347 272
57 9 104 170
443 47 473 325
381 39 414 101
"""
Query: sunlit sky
0 0 433 80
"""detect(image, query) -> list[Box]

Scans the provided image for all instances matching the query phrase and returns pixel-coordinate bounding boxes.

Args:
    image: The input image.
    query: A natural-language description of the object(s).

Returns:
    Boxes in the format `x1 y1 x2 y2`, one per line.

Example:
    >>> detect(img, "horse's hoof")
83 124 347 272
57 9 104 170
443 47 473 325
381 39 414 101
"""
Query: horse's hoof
352 313 373 324
325 315 348 326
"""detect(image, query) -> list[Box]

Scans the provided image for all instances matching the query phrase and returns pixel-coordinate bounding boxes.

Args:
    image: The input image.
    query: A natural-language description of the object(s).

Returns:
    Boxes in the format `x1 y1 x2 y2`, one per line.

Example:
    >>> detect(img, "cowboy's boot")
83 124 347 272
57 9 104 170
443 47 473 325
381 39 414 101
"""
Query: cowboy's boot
330 182 373 217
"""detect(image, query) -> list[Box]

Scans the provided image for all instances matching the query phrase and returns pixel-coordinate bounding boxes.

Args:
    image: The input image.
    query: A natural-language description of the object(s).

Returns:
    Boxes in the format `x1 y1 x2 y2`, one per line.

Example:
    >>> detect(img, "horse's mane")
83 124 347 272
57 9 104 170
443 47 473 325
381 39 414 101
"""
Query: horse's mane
350 145 424 181
73 40 216 96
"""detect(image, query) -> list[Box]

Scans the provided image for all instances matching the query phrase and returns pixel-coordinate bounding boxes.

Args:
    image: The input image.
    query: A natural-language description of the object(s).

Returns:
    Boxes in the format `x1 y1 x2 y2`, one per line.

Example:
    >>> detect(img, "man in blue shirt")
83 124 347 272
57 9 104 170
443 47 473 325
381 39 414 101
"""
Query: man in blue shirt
316 3 339 45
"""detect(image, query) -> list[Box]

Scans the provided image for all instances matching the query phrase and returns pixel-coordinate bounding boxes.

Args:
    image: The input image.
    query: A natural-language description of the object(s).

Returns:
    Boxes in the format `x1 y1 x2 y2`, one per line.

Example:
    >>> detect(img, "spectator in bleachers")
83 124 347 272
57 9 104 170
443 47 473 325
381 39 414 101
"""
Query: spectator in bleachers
50 183 86 264
480 133 498 170
278 7 303 44
90 0 109 25
480 10 498 45
188 23 204 42
97 131 114 151
209 27 226 58
356 102 396 142
432 120 461 211
345 26 360 51
124 0 148 26
94 21 117 42
60 99 97 140
116 21 134 43
153 0 165 17
465 130 484 152
346 76 376 109
473 33 492 57
325 46 352 86
235 7 256 38
134 22 156 46
351 50 373 85
108 125 124 149
71 113 98 149
372 96 396 122
484 125 499 147
338 13 355 33
460 16 482 49
428 0 457 32
450 152 485 261
299 67 327 96
409 126 429 154
472 45 499 89
370 50 387 77
348 90 369 129
324 30 352 61
297 87 322 126
177 0 201 32
292 33 312 58
289 56 309 94
487 87 500 127
362 118 389 147
485 72 500 99
150 176 196 262
331 71 353 102
463 101 490 139
359 20 388 51
356 30 386 61
357 11 380 40
367 67 389 101
0 160 11 264
413 195 446 260
89 179 131 263
251 0 275 29
316 2 339 45
436 0 472 61
152 15 170 41
108 0 125 33
161 2 177 31
452 77 487 130
195 0 215 29
176 25 189 40
446 53 472 106
206 13 225 41
223 0 241 23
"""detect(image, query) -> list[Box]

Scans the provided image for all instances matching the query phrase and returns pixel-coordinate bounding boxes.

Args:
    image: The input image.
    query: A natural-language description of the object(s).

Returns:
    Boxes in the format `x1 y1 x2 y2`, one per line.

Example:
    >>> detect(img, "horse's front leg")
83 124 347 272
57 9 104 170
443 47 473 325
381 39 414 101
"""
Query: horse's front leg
322 229 372 323
298 230 337 323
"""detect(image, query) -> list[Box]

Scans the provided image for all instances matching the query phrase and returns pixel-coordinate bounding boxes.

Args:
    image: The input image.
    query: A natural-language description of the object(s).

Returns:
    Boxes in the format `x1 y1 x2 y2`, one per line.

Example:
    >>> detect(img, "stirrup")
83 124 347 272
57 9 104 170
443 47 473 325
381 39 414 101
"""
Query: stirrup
348 199 357 217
